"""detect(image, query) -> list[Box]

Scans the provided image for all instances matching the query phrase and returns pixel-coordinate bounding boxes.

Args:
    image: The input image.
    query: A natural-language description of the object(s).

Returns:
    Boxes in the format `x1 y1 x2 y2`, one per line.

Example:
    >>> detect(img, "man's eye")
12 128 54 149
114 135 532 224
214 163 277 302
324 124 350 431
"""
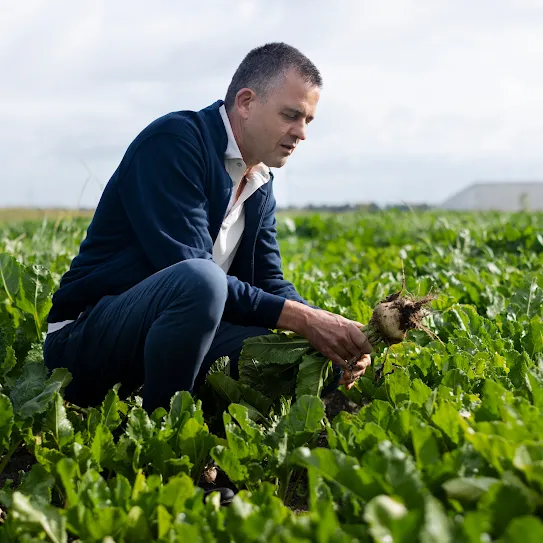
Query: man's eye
283 113 296 120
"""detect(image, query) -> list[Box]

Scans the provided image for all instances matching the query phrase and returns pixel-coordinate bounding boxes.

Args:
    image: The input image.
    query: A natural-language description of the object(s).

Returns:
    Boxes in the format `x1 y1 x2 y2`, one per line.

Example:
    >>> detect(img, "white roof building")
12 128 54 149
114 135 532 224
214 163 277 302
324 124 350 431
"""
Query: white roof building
441 182 543 211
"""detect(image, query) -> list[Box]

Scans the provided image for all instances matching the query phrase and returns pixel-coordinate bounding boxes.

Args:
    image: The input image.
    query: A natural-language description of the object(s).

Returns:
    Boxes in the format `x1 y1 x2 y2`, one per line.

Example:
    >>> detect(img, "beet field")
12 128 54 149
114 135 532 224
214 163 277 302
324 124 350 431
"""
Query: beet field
1 210 543 542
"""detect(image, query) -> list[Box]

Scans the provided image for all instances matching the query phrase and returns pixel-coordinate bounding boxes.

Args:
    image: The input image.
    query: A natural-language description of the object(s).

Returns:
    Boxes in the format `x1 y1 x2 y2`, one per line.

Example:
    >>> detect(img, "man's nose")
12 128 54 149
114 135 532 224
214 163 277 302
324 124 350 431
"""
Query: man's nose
291 120 307 141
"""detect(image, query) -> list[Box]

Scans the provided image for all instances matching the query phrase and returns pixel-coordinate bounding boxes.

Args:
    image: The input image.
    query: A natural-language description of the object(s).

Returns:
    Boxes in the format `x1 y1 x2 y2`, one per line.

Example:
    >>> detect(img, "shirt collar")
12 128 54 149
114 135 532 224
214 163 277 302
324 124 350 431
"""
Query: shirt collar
219 104 271 181
219 104 243 159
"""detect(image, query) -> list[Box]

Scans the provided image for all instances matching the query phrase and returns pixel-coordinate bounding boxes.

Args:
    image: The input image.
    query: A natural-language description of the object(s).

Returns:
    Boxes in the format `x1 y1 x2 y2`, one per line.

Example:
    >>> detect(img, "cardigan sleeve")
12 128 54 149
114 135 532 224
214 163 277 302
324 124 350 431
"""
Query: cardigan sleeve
117 131 287 328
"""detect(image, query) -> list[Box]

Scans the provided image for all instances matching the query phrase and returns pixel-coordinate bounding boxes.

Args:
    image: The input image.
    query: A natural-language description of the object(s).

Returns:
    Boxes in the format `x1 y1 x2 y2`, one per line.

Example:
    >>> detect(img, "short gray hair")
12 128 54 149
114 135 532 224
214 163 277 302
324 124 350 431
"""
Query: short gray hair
224 42 322 111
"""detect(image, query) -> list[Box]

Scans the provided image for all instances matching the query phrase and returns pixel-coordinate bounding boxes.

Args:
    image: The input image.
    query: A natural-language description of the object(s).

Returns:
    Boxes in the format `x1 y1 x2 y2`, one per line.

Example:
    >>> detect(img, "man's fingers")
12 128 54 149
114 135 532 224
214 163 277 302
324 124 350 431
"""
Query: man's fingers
344 341 362 360
339 354 372 385
329 353 349 370
353 354 372 370
335 341 359 363
348 326 373 355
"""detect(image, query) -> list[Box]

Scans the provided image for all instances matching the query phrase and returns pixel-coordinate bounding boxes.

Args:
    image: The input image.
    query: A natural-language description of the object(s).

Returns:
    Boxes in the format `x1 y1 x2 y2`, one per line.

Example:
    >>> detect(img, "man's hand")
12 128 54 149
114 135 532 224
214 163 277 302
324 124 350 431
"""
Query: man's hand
339 354 372 390
276 300 373 372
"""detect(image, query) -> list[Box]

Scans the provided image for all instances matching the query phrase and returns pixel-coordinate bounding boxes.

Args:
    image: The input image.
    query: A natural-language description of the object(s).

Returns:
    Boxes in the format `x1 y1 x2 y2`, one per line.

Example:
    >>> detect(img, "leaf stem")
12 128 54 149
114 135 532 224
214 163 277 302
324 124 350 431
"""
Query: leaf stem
527 277 536 317
284 468 305 506
67 403 89 416
0 439 22 477
33 310 41 341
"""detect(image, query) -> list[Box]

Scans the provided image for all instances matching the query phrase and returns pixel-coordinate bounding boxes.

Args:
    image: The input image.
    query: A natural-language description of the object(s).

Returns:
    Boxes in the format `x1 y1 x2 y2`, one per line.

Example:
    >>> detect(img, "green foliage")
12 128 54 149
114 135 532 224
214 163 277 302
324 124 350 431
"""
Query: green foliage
2 210 543 540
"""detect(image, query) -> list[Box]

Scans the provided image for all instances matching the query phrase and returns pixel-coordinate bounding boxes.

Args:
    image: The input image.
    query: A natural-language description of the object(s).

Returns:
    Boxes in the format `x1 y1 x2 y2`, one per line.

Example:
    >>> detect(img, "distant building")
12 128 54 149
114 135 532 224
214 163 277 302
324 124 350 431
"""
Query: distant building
441 182 543 211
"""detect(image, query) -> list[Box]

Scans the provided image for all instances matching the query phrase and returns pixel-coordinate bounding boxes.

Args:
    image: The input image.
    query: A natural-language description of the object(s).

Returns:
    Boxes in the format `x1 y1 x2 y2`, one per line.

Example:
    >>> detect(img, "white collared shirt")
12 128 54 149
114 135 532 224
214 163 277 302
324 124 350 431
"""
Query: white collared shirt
214 104 271 273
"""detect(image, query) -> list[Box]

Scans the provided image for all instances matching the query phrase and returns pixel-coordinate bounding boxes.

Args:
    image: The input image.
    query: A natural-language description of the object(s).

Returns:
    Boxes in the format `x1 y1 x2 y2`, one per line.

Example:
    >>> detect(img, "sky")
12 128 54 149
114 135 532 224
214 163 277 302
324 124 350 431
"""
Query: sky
1 0 543 209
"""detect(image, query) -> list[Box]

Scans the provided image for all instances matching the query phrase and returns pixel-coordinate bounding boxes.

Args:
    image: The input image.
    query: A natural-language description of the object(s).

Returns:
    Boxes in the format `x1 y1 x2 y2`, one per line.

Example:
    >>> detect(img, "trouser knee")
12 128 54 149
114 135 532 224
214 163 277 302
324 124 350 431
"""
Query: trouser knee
170 259 228 322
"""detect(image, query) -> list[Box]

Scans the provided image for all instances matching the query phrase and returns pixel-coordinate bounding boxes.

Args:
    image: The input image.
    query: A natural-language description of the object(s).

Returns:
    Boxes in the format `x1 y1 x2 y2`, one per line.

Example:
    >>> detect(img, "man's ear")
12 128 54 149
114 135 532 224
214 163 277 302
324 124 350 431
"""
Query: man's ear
235 88 256 119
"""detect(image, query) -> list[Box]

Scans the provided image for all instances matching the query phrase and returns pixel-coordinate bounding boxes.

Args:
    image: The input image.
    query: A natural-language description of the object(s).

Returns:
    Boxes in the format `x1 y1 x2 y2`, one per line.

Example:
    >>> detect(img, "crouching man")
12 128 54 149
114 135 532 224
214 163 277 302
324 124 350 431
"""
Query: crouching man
43 42 372 418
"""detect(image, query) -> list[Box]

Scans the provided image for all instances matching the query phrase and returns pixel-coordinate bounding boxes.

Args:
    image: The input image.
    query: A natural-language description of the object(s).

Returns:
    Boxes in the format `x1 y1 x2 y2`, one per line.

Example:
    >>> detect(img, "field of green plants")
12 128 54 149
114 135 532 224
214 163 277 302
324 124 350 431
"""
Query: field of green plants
1 210 543 542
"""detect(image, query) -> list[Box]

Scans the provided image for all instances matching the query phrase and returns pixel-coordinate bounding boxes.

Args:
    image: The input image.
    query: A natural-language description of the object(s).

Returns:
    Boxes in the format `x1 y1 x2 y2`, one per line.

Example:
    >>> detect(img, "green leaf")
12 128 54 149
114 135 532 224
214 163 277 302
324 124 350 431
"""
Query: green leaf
0 393 14 452
101 388 122 430
168 390 204 430
409 379 433 406
239 359 298 401
227 403 263 441
478 477 537 535
9 362 48 412
295 354 328 398
457 510 492 542
0 253 21 302
333 417 389 456
431 401 462 445
238 333 312 400
411 422 441 468
67 504 126 541
44 392 74 450
211 445 249 483
15 264 54 337
125 505 152 542
240 333 312 365
363 495 415 543
55 458 79 507
475 379 510 422
109 474 132 509
384 369 410 406
527 369 543 409
11 365 72 420
442 477 499 503
1 344 17 377
141 437 176 476
90 423 116 471
238 384 273 417
523 317 543 358
208 355 231 376
466 431 516 474
420 495 452 543
221 483 294 540
206 372 242 403
18 464 55 505
271 395 325 450
363 441 427 509
158 474 197 516
10 491 67 543
126 408 154 442
502 516 543 542
363 399 393 429
291 447 380 501
441 369 470 392
178 418 216 480
156 504 173 538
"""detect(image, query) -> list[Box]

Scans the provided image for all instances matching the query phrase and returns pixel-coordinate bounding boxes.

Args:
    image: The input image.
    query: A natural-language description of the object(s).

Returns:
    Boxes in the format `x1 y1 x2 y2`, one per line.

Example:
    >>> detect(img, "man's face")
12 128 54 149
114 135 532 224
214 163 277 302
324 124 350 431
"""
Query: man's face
239 70 320 168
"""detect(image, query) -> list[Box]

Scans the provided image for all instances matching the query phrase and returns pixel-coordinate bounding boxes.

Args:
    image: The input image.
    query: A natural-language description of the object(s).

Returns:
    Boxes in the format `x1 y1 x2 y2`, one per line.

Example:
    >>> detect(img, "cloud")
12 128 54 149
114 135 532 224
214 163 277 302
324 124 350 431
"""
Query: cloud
1 0 543 207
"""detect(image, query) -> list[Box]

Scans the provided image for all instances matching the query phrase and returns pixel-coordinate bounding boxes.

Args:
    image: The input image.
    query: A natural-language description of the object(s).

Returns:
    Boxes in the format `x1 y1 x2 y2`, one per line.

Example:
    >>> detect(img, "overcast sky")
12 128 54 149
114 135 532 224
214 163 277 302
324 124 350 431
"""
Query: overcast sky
2 0 543 208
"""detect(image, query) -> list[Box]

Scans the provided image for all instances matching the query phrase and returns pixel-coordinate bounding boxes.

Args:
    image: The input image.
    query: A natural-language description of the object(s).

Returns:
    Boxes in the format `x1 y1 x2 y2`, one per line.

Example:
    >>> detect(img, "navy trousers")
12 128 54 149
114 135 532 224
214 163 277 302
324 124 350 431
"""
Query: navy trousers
43 259 270 414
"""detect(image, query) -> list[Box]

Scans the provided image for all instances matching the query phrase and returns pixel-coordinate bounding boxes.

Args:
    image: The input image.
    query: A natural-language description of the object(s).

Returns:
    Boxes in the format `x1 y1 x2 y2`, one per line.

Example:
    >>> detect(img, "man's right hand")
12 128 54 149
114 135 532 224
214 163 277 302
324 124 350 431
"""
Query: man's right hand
276 300 372 370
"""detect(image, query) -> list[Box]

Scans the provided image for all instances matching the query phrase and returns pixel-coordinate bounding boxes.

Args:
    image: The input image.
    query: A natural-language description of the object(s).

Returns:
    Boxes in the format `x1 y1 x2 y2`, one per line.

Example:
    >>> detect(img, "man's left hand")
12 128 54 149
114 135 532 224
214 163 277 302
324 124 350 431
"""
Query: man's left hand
339 354 372 390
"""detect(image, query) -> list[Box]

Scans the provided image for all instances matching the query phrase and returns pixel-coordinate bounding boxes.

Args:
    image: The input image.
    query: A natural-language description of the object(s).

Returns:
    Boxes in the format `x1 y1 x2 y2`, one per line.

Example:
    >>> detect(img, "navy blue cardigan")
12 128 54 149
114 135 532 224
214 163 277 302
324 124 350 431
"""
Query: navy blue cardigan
47 100 310 328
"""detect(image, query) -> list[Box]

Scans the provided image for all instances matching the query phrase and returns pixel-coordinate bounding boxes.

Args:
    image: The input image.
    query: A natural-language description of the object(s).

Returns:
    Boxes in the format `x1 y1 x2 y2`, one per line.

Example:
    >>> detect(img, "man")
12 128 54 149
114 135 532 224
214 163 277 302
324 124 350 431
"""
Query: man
43 42 372 416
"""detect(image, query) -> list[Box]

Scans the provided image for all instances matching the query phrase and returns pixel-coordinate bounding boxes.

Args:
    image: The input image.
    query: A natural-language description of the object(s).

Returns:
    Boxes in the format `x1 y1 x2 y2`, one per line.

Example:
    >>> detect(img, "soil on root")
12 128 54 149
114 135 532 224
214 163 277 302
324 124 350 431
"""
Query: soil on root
389 292 434 335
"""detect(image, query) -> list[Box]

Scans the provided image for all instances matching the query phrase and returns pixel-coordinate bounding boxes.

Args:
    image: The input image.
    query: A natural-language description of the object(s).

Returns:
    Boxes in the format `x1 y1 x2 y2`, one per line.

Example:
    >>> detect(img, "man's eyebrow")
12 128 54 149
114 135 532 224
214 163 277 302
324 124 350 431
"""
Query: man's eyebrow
283 107 314 123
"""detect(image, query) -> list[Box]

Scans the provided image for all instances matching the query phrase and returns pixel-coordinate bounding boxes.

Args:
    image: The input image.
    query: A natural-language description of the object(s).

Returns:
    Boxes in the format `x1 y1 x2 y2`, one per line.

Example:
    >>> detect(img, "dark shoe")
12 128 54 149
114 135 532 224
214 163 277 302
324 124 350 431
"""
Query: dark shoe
203 486 235 506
